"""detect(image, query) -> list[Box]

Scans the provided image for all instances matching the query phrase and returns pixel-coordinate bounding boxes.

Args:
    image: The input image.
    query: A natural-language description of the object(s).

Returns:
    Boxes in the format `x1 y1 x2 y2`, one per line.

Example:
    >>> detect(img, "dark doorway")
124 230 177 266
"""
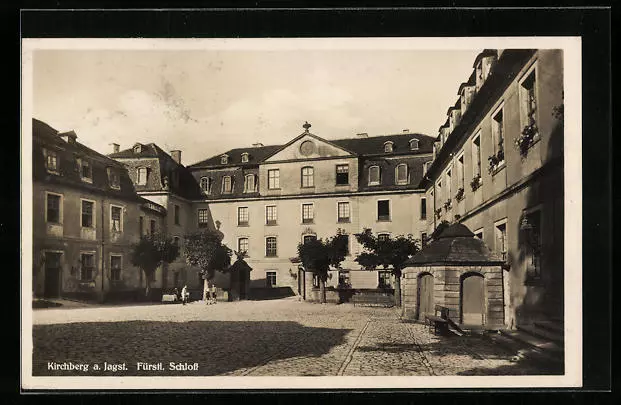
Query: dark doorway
461 273 485 325
239 269 247 300
44 252 62 298
417 273 434 321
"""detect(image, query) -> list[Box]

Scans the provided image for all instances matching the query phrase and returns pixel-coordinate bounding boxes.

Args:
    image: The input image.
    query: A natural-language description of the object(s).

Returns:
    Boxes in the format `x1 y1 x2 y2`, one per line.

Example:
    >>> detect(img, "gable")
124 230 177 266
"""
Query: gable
265 133 354 162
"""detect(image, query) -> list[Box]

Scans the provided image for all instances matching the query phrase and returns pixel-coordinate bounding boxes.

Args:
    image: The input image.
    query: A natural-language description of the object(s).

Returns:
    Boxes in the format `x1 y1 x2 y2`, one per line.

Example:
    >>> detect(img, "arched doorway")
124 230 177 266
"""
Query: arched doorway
461 273 485 325
417 273 434 321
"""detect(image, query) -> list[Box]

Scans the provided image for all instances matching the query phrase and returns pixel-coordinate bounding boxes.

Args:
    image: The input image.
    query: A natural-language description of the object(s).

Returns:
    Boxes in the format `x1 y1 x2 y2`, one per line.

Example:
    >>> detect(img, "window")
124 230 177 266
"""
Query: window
44 149 58 171
139 216 144 236
80 253 95 281
384 141 394 153
266 271 277 287
312 274 320 288
174 205 180 225
266 206 277 225
108 168 120 189
150 219 156 235
111 206 122 232
523 210 542 279
137 167 148 185
337 202 350 223
221 155 228 164
421 232 428 248
521 69 538 126
198 209 209 228
457 153 465 189
303 234 317 244
301 166 314 188
445 168 452 199
221 176 233 194
200 177 212 194
378 271 392 288
368 166 381 186
244 174 257 193
265 237 277 257
81 200 94 228
495 220 508 261
241 153 249 163
409 139 419 151
377 200 390 221
46 193 61 223
474 229 483 240
395 163 408 185
436 180 442 203
336 164 349 185
238 207 249 226
80 159 92 181
238 237 249 254
492 106 505 161
378 233 390 242
110 255 122 281
133 144 142 154
173 236 180 246
420 197 427 220
302 203 314 224
343 234 350 256
267 169 280 189
338 270 351 288
472 133 481 177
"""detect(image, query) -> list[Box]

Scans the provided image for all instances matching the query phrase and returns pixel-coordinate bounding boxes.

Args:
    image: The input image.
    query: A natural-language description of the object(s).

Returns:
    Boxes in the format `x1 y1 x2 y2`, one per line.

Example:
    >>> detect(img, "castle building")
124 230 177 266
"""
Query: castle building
32 119 167 302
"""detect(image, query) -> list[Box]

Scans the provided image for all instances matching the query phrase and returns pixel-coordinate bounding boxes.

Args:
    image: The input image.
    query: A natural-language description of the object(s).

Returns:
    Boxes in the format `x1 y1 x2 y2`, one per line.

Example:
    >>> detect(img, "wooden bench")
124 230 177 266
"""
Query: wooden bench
352 293 394 308
425 305 450 335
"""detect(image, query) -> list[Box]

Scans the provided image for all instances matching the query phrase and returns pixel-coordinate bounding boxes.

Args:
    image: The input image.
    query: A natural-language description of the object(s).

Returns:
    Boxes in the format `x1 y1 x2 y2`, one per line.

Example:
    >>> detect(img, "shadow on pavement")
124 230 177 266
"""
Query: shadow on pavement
33 320 351 376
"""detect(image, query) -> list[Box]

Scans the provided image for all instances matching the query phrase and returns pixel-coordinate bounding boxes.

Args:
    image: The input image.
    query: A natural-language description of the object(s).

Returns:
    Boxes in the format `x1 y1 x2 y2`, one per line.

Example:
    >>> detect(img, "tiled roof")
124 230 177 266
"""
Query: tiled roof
188 132 435 169
32 118 142 202
406 223 504 265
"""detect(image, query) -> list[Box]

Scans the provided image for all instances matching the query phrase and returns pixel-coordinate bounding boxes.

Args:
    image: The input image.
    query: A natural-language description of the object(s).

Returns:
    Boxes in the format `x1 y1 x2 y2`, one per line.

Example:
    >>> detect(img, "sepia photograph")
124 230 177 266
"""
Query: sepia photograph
21 36 582 390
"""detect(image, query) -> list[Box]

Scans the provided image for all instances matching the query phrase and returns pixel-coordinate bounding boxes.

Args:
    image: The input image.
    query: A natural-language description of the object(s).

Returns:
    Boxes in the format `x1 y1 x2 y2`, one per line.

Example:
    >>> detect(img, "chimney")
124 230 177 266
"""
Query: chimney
111 143 120 153
252 142 264 147
59 130 77 144
356 132 368 138
170 150 182 164
403 129 410 133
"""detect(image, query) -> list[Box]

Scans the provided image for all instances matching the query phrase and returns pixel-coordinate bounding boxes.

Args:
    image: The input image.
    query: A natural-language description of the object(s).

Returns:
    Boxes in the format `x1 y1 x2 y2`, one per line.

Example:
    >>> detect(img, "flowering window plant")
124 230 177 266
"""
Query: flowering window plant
514 124 538 157
470 174 482 191
455 187 465 202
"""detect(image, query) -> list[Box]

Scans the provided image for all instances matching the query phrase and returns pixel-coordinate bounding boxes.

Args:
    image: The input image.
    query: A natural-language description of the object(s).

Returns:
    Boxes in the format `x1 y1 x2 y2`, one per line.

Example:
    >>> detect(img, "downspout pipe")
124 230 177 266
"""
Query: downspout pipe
100 197 105 303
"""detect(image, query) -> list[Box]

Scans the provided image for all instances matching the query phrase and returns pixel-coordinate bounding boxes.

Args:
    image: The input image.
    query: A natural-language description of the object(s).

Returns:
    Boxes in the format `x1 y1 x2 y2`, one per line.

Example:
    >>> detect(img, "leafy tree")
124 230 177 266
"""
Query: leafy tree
354 229 419 307
184 230 233 300
130 233 180 298
296 229 349 304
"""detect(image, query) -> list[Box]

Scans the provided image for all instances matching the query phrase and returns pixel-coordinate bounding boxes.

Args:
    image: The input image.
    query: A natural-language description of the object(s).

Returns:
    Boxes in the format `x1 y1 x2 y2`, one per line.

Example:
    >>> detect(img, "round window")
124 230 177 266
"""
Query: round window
300 140 315 156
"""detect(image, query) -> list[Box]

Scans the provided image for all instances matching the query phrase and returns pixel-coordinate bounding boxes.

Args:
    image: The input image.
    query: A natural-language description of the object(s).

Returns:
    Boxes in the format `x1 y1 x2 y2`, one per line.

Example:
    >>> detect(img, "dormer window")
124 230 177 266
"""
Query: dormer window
368 166 381 186
409 139 419 151
107 167 120 189
222 175 233 193
79 159 92 182
133 144 142 154
241 153 249 163
43 148 59 172
384 141 394 153
221 154 229 165
395 163 409 185
137 167 148 185
200 177 212 194
244 174 257 193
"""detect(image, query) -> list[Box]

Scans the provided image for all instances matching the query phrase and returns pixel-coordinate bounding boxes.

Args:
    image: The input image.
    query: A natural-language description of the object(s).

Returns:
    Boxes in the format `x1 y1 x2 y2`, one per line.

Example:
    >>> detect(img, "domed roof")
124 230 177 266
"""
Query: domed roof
406 223 504 266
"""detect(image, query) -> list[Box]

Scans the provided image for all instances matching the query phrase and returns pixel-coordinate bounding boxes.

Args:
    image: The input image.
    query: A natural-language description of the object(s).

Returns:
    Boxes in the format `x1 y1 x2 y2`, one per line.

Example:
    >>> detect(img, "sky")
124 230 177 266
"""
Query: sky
32 45 481 166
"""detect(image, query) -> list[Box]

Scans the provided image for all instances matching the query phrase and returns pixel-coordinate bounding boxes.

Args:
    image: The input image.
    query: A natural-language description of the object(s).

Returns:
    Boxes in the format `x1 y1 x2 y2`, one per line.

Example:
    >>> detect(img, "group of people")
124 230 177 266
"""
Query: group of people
172 284 217 305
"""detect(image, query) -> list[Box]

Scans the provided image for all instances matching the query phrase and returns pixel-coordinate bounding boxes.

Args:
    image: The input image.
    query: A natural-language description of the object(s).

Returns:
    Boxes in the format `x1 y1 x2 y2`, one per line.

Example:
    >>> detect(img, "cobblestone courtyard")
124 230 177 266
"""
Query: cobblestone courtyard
32 297 552 376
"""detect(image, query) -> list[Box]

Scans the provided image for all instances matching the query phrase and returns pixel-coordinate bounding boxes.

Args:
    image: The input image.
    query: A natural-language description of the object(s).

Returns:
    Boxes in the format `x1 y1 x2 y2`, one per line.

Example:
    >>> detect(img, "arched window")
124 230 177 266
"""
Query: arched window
200 177 212 194
244 174 257 193
221 176 233 194
301 166 314 188
133 144 142 154
220 154 229 165
384 141 394 153
137 167 148 185
241 153 249 163
409 139 419 150
395 163 409 185
368 165 381 186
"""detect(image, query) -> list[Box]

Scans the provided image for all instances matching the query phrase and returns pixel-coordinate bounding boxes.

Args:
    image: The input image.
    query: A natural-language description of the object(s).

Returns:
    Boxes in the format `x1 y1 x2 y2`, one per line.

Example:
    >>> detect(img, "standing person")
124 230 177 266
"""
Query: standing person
181 285 188 305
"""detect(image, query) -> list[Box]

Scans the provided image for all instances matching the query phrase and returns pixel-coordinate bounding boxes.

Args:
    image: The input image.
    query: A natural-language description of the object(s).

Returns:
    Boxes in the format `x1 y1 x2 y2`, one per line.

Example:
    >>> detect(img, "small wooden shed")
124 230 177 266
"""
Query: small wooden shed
402 223 505 328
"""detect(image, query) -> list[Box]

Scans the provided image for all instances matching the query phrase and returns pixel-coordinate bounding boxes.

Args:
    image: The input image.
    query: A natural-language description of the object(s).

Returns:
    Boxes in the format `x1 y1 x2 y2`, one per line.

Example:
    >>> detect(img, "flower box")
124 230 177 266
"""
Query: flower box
470 174 482 191
455 187 465 202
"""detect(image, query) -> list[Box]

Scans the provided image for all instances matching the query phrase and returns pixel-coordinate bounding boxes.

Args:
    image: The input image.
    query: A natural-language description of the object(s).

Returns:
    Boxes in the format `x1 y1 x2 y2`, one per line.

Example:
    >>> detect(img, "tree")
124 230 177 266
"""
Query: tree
354 229 419 307
184 230 233 300
296 229 349 304
130 233 180 298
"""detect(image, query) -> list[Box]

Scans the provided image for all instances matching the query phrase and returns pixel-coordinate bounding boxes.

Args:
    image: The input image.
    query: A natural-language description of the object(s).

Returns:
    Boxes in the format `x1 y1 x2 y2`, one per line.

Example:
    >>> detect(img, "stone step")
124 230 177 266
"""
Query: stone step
500 329 564 355
518 324 564 344
533 320 564 334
